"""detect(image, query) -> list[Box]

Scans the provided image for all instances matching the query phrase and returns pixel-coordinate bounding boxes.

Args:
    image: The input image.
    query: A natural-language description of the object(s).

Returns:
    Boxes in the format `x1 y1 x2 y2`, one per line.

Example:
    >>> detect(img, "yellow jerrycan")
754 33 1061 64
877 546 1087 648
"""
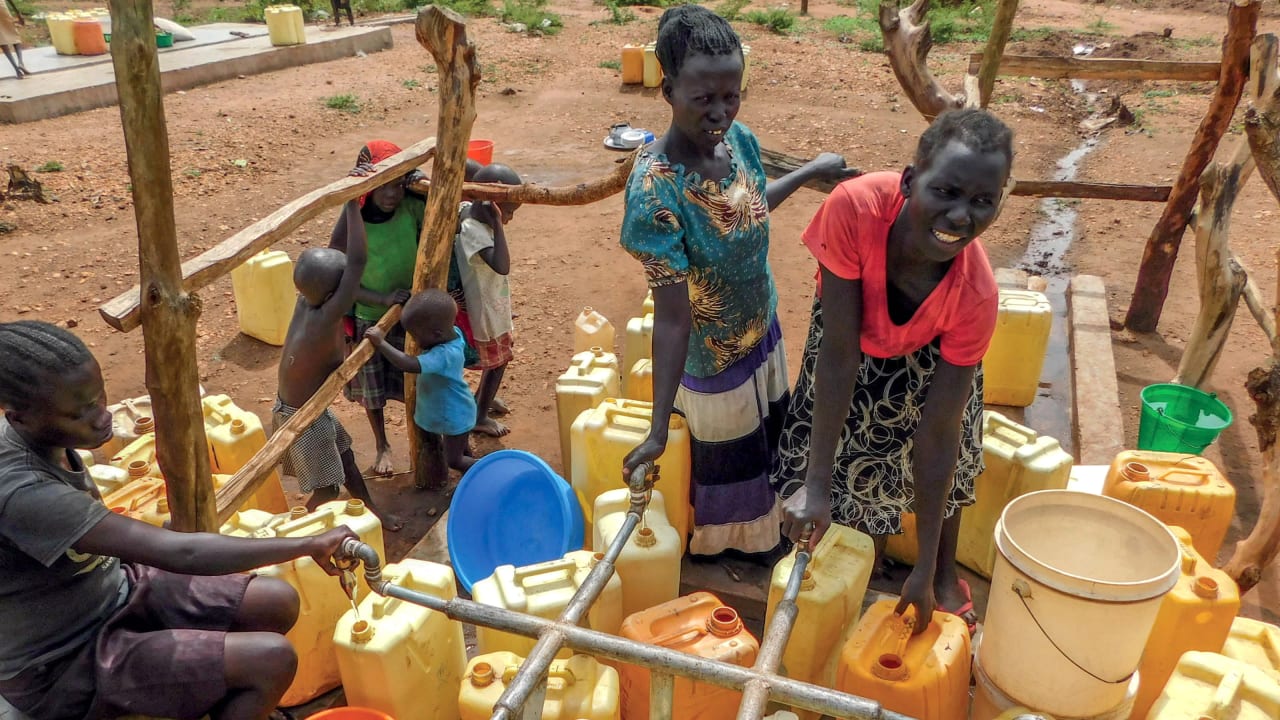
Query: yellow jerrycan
765 525 874 720
835 601 971 720
334 560 466 720
570 398 691 545
47 14 80 55
1131 526 1241 720
231 250 296 346
625 358 653 403
618 593 758 720
740 45 752 92
100 394 156 457
103 478 167 526
982 289 1052 407
555 348 621 479
265 5 306 46
592 488 683 614
220 508 293 537
1148 651 1280 720
642 290 654 315
574 307 616 354
109 432 158 473
460 652 621 720
1222 617 1280 681
642 43 663 88
623 312 654 375
76 450 131 497
888 411 1072 573
471 550 623 659
255 499 385 706
1104 450 1235 561
620 45 645 85
203 395 290 514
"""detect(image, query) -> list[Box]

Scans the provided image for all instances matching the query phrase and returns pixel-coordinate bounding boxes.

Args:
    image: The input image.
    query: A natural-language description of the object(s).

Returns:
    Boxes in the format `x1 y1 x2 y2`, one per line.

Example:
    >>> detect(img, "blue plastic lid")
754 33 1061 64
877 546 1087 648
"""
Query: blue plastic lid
447 450 584 592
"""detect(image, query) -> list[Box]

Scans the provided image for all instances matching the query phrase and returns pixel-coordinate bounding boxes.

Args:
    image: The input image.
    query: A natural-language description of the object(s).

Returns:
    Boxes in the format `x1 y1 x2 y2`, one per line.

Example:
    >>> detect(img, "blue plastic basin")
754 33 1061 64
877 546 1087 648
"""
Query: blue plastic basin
447 450 584 593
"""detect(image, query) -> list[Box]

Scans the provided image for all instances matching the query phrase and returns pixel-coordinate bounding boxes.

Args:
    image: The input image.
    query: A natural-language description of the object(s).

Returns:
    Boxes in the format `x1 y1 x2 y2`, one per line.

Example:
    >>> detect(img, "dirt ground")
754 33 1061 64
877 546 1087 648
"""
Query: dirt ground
2 0 1278 620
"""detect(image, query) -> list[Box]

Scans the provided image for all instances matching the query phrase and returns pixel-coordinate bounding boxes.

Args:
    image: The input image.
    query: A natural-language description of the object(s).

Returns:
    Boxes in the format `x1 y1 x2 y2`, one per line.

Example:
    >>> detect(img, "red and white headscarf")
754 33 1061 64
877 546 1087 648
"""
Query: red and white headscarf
355 139 403 206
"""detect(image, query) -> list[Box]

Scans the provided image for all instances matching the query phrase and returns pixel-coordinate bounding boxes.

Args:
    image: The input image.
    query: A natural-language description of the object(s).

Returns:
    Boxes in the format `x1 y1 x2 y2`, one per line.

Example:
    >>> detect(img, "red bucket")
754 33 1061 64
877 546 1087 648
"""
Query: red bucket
467 139 494 165
308 709 393 720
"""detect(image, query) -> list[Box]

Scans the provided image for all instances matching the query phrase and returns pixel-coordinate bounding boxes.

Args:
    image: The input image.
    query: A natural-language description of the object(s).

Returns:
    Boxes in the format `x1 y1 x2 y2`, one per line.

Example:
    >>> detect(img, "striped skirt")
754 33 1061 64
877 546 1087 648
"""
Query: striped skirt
676 316 789 556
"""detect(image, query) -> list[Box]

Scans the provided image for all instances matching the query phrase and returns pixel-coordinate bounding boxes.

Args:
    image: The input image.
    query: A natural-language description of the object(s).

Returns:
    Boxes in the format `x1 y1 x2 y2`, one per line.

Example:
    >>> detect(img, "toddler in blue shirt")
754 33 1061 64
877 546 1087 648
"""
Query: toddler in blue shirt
366 289 477 477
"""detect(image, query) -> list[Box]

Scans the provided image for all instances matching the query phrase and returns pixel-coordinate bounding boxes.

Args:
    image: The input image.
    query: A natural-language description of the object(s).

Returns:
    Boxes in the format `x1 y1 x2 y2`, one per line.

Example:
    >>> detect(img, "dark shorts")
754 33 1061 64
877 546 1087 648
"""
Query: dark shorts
0 565 252 720
344 316 406 410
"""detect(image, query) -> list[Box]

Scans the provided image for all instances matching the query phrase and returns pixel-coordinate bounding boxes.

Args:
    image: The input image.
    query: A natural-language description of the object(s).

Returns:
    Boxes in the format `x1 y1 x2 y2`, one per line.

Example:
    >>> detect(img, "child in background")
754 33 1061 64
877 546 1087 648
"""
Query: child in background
331 140 424 477
275 196 402 531
456 163 521 438
365 290 476 482
0 0 28 80
0 321 356 720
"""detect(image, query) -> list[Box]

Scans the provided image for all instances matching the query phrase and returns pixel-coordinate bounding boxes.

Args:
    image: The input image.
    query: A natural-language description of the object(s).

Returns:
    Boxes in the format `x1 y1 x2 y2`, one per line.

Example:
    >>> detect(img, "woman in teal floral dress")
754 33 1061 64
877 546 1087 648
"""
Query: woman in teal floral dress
619 5 855 558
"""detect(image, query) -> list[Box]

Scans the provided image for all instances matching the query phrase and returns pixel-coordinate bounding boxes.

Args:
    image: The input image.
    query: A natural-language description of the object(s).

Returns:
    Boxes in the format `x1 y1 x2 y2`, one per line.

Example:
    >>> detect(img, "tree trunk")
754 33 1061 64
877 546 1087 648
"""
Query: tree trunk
110 0 215 532
973 0 1019 108
1124 0 1261 332
878 0 965 120
407 6 480 491
408 151 636 206
1223 361 1280 594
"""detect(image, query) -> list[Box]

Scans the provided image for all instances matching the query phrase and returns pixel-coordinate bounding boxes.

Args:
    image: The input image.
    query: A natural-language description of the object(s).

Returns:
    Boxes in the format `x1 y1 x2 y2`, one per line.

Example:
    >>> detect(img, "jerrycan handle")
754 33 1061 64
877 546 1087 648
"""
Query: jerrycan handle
1153 455 1212 487
502 663 577 687
985 411 1037 445
512 557 579 585
603 402 654 426
272 506 339 536
1207 668 1244 719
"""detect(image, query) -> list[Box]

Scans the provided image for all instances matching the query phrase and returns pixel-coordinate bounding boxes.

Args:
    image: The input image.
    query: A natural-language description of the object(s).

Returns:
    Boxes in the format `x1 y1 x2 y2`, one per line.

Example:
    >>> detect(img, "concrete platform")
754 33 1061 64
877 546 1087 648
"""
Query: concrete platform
0 23 392 124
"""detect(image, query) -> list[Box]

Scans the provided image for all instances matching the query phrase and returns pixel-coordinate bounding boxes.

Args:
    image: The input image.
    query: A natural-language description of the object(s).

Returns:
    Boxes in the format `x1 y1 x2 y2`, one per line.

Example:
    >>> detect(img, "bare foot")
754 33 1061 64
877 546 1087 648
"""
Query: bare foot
488 397 510 416
472 418 510 438
377 512 405 532
935 577 977 633
368 447 395 477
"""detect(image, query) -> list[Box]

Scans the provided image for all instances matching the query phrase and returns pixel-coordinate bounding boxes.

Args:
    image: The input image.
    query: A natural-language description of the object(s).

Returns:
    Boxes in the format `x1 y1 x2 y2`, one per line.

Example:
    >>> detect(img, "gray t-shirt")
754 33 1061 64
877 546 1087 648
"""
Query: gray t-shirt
0 418 127 680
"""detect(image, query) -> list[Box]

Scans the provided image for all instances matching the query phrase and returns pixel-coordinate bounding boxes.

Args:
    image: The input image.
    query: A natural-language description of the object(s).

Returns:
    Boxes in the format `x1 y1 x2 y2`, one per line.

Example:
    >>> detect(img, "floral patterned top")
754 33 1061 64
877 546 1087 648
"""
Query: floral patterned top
620 122 775 378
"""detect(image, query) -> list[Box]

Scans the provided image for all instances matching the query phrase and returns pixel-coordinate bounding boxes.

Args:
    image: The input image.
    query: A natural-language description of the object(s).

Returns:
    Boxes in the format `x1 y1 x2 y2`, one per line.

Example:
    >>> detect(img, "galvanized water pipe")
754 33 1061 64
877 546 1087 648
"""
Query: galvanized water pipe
736 534 812 720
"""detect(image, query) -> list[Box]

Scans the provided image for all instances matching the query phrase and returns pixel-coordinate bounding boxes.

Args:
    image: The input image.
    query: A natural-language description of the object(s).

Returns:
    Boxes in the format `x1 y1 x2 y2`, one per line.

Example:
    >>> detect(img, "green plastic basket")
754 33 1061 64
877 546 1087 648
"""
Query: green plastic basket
156 32 173 49
1137 383 1232 455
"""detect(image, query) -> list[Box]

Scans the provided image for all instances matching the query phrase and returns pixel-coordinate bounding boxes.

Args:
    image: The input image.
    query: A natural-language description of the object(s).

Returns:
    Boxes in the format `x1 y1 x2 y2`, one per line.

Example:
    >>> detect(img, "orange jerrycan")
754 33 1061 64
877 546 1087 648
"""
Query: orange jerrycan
1222 617 1280 681
230 250 296 346
623 313 654 377
460 652 621 720
203 394 289 513
1104 450 1235 561
334 560 466 720
1148 651 1280 720
835 601 971 720
471 550 623 659
575 307 616 354
888 411 1072 574
1131 526 1240 719
625 358 653 402
765 525 874 720
72 19 107 55
982 289 1052 407
103 477 168 526
255 500 385 706
556 348 620 478
620 45 645 85
570 398 691 546
619 593 758 720
592 488 682 614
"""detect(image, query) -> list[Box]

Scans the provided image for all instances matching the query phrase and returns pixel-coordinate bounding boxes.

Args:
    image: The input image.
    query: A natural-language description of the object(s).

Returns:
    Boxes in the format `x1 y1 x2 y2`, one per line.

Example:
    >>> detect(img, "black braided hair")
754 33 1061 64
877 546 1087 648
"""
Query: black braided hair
0 321 94 411
655 4 742 81
916 108 1014 170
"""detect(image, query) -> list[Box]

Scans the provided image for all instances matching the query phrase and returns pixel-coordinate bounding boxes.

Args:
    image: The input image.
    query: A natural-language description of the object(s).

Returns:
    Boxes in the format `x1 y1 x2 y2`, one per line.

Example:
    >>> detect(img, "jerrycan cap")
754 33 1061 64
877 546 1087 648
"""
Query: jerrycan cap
589 346 605 357
127 460 152 478
156 497 169 514
1193 575 1220 599
1121 461 1151 483
708 606 742 637
469 662 496 688
346 499 366 515
230 418 246 435
350 619 374 643
133 416 154 434
290 506 308 519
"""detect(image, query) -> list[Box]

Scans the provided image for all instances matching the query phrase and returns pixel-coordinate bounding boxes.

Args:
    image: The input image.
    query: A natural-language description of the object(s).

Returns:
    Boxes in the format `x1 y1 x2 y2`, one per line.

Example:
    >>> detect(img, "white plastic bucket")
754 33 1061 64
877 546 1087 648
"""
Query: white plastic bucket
971 638 1137 720
978 490 1179 717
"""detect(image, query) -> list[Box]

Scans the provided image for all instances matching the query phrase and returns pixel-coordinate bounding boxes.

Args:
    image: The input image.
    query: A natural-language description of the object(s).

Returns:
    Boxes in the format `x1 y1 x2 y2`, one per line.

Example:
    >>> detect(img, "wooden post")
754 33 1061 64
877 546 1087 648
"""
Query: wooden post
879 0 965 120
974 0 1019 107
800 0 809 16
109 0 215 532
1123 0 1261 333
965 53 1222 82
407 6 481 490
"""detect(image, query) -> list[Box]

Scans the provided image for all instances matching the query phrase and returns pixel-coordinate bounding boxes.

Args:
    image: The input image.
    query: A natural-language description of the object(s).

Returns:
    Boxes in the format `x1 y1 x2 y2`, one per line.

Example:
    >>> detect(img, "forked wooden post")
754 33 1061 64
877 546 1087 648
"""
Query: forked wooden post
972 0 1019 108
110 0 216 532
407 6 481 490
1124 0 1261 332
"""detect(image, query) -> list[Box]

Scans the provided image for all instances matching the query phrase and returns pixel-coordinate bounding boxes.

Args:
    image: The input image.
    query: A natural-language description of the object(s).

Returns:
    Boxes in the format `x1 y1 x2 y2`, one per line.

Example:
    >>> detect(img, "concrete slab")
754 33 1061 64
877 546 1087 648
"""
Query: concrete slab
1069 275 1126 465
0 23 392 124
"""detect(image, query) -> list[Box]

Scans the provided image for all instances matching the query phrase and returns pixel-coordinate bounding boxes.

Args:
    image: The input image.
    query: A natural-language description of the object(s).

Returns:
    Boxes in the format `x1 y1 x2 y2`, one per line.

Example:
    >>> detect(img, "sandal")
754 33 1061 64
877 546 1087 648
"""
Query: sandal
937 578 978 636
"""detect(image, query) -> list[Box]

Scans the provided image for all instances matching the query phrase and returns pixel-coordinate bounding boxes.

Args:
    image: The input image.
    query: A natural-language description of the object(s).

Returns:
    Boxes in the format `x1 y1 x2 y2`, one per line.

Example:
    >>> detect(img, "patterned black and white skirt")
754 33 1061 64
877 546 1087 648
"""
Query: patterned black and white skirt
770 298 985 536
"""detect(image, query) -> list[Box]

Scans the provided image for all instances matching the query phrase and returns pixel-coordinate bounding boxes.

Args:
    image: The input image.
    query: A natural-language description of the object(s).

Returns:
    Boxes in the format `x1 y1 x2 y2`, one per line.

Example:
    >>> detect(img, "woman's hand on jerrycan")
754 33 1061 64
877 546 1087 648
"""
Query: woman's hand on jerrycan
808 153 861 184
308 526 362 576
622 435 666 488
894 567 935 636
781 488 831 552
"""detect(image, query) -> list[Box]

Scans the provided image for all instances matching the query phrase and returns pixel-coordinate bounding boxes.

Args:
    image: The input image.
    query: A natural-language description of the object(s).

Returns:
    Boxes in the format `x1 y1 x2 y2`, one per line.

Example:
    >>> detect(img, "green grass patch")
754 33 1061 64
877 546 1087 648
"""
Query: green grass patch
820 0 994 48
184 167 202 178
34 161 64 173
1085 16 1116 34
715 0 750 22
599 59 623 70
1009 26 1057 43
600 0 637 25
402 78 421 89
323 94 362 113
1143 88 1177 98
501 0 563 35
742 8 796 35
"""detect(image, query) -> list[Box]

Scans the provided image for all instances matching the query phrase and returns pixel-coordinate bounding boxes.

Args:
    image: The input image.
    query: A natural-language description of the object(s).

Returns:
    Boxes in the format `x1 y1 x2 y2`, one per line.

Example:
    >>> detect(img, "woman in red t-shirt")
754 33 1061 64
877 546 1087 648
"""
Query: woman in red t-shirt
773 110 1014 634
